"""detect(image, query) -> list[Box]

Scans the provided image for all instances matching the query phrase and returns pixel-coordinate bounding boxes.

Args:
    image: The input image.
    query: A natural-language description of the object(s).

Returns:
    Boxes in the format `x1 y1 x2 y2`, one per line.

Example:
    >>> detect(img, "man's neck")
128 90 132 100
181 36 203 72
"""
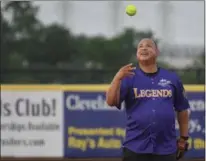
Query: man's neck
139 63 158 73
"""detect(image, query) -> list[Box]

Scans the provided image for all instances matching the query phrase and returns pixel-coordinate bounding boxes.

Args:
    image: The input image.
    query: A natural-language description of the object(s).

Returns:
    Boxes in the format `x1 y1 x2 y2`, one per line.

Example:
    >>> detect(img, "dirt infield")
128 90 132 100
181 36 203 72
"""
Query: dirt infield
1 158 205 161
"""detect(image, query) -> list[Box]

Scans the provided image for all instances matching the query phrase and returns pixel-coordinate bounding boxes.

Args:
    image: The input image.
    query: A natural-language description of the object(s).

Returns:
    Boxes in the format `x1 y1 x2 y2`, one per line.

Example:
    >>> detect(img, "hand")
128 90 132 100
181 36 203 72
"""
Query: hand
114 63 136 81
176 138 189 160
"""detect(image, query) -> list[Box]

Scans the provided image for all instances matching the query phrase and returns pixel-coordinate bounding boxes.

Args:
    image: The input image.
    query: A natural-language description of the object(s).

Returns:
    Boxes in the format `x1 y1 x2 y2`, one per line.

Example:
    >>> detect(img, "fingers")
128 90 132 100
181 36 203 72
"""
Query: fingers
123 63 133 68
125 67 136 72
117 63 136 79
123 63 136 71
130 67 136 70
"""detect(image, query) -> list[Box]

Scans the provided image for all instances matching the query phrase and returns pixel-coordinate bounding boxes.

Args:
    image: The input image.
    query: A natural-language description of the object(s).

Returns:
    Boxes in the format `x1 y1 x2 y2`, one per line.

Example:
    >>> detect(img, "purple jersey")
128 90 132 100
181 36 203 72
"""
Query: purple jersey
116 67 190 155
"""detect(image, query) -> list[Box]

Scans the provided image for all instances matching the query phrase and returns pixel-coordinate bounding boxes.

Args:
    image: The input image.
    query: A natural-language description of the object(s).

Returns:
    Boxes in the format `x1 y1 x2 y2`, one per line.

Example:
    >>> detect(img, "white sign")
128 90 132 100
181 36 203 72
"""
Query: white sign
1 91 63 157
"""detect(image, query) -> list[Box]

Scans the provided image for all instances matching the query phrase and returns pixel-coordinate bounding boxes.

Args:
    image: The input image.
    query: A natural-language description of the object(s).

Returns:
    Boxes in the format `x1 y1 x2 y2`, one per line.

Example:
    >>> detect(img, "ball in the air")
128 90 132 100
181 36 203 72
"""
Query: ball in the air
126 5 137 16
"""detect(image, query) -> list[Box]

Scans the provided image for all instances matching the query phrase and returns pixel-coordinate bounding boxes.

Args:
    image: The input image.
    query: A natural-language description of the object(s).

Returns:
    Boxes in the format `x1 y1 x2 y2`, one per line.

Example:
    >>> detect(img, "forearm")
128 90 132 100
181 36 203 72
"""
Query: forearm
177 110 189 136
106 78 121 106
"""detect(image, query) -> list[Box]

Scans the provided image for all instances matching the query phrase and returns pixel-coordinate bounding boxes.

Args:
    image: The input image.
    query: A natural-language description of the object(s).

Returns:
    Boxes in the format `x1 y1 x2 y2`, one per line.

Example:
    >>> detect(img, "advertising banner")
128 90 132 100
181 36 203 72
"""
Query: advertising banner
1 85 204 158
64 89 205 158
180 91 205 158
1 91 63 157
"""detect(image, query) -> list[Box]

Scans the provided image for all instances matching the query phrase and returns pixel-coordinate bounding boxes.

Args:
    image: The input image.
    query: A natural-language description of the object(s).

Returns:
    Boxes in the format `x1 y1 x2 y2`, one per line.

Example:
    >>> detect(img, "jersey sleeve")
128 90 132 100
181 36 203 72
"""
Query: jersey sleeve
174 76 190 112
116 77 129 109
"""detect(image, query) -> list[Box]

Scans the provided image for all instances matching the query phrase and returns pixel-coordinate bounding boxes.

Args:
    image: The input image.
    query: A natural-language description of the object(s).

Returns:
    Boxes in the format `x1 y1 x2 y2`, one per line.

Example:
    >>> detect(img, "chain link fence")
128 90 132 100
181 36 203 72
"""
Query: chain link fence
1 68 205 84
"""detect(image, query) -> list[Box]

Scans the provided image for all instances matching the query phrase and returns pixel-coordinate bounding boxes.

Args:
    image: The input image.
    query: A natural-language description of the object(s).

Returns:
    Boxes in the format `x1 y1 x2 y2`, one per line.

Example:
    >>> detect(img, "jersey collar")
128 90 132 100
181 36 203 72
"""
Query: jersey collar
137 65 160 77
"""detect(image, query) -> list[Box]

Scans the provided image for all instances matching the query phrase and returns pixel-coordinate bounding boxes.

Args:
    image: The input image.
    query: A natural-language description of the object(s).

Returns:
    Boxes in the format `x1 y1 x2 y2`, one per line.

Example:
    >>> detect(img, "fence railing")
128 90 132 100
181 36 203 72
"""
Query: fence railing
1 68 205 84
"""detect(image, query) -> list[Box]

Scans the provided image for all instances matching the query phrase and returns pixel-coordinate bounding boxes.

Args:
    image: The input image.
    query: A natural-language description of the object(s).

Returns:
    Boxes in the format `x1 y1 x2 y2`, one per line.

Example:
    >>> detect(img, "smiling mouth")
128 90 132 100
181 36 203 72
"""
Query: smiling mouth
141 52 149 56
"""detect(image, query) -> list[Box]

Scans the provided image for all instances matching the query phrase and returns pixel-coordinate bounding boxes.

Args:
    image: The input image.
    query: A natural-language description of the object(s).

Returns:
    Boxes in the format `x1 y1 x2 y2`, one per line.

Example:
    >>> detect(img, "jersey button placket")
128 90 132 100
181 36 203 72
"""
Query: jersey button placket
152 109 156 125
151 76 156 139
151 108 156 150
151 77 155 100
151 78 154 84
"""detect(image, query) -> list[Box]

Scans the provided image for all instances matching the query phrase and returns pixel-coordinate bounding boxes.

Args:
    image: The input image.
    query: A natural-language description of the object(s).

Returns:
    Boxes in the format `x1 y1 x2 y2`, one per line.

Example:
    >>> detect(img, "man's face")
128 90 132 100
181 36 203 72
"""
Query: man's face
136 39 158 62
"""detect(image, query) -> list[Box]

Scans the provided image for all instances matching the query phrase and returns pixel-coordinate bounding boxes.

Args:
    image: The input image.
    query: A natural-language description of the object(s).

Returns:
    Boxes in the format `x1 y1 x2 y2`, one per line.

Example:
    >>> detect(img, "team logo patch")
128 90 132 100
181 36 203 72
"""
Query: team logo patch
158 79 172 87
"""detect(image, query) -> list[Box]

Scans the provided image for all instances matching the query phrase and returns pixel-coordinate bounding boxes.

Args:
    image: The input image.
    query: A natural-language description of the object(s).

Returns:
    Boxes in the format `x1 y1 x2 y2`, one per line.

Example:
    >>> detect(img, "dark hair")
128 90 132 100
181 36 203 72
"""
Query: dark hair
153 40 158 49
138 38 158 49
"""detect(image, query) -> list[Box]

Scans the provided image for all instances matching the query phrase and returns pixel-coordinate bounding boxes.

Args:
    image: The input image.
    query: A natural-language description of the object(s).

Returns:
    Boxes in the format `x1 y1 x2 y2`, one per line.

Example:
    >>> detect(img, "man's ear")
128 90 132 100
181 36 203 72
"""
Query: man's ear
156 47 160 56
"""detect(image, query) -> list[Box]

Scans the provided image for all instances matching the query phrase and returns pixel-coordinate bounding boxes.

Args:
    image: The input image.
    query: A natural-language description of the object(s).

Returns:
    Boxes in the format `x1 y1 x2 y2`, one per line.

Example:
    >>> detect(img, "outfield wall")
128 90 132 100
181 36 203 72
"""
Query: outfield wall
1 85 205 158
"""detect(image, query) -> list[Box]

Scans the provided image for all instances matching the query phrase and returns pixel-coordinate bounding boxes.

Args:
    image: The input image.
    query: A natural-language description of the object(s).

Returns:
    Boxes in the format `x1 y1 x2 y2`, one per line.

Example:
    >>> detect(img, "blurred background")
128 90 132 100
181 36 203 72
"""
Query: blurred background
1 1 205 84
1 1 205 161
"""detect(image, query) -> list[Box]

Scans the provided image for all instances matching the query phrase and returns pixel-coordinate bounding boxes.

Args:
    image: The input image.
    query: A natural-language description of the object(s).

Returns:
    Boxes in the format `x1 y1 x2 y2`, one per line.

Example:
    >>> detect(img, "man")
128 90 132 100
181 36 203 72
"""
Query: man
106 38 190 161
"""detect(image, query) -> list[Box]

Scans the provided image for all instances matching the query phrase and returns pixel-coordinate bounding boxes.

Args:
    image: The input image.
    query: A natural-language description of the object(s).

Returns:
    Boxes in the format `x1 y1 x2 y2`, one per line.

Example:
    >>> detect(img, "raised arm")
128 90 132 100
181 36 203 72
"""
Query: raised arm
106 63 135 107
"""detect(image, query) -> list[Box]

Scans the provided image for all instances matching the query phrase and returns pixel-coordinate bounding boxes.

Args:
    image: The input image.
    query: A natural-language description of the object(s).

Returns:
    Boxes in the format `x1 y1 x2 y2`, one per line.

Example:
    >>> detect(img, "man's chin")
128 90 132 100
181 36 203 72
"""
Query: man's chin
138 58 151 62
138 57 156 65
